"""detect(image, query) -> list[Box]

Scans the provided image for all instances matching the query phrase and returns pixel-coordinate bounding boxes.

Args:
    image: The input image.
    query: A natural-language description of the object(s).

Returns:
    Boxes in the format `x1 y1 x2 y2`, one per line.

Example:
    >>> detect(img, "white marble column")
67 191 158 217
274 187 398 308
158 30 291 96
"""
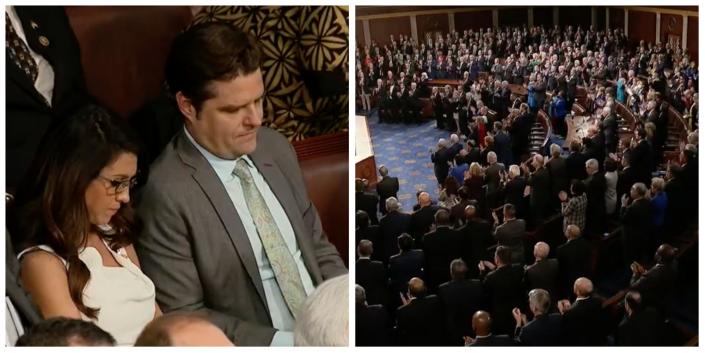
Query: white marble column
682 15 688 50
448 12 455 33
411 15 418 42
553 7 559 27
606 7 610 31
624 9 629 36
492 9 499 28
591 7 597 28
363 19 371 47
655 12 661 44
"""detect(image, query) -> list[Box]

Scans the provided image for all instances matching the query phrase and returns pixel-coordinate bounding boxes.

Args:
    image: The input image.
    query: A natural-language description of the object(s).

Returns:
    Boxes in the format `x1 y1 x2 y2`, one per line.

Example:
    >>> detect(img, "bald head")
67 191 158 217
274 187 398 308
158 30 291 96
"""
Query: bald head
573 277 593 298
418 192 432 207
565 224 581 240
533 242 550 260
464 204 477 219
471 311 492 336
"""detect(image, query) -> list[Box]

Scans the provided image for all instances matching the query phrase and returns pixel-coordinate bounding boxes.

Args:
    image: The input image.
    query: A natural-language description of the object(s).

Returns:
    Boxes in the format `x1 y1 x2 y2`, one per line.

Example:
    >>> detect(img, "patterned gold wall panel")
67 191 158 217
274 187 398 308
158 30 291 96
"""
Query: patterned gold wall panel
193 6 349 141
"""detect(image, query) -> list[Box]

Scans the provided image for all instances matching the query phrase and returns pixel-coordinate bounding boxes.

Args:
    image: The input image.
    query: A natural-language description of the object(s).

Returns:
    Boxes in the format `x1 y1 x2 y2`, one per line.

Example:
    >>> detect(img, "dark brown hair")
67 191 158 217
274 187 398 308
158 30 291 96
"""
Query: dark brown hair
14 104 140 318
165 21 262 111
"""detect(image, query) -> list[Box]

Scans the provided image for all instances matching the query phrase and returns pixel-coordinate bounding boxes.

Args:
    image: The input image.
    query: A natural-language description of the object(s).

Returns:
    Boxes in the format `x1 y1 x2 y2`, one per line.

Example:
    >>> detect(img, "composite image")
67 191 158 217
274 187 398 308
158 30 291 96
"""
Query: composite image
1 3 701 349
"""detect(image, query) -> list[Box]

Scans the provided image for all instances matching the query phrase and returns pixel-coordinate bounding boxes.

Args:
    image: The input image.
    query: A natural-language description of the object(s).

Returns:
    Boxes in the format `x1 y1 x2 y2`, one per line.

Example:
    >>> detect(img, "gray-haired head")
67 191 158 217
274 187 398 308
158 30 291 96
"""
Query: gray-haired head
528 288 551 315
294 275 349 346
386 197 400 212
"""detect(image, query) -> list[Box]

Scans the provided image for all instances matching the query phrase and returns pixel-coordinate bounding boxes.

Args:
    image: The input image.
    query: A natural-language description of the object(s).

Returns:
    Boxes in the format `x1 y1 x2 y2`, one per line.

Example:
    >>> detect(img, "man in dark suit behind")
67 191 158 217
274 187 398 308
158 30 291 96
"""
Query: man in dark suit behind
616 291 666 346
423 209 462 292
524 154 552 228
388 234 425 310
376 165 399 215
395 278 444 346
438 259 485 346
410 192 439 247
6 6 91 194
630 244 678 316
457 204 494 278
556 225 592 300
566 140 588 182
356 240 387 306
479 246 526 336
583 158 607 235
492 203 526 264
513 289 562 346
524 242 559 302
356 285 391 346
620 182 653 265
465 311 516 346
356 178 380 225
379 197 412 258
558 277 607 346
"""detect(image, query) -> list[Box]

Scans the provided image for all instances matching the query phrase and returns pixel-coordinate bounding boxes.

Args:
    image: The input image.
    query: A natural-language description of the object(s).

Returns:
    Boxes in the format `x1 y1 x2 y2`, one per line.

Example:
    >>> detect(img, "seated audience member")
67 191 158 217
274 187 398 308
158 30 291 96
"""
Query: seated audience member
464 311 515 346
16 318 115 346
379 197 412 258
12 105 159 346
630 244 678 316
136 22 346 346
356 240 387 305
524 242 559 302
355 285 391 346
388 234 425 312
395 277 444 346
294 275 349 346
512 289 562 346
615 291 666 346
557 277 607 346
135 312 233 346
423 209 462 292
438 259 485 346
479 246 525 336
556 225 591 299
492 203 526 264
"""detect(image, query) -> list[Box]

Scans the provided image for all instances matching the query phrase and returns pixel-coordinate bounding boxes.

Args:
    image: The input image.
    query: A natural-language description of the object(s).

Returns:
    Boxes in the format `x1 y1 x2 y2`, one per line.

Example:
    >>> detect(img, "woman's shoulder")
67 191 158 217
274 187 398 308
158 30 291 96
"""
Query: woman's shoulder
18 245 68 270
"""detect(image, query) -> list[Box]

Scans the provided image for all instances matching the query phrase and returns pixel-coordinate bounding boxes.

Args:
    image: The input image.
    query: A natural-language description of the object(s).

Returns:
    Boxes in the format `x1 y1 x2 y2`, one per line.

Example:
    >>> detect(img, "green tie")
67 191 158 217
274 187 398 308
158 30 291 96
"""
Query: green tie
233 159 306 318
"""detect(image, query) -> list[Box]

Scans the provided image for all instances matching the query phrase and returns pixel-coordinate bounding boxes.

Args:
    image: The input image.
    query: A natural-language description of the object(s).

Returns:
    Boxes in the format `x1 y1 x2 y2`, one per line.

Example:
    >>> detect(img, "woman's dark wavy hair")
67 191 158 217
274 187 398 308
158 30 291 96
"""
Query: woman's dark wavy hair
13 104 140 319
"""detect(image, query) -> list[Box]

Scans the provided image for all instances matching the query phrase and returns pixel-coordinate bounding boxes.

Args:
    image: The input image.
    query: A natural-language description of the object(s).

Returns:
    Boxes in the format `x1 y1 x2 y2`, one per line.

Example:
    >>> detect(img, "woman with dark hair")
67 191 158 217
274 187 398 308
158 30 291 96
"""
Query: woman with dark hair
13 105 160 345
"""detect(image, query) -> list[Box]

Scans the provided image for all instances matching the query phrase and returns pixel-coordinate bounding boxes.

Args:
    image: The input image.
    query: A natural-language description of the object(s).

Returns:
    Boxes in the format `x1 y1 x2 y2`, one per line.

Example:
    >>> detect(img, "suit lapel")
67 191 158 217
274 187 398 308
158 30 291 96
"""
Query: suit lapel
174 131 268 307
10 7 54 108
250 137 323 284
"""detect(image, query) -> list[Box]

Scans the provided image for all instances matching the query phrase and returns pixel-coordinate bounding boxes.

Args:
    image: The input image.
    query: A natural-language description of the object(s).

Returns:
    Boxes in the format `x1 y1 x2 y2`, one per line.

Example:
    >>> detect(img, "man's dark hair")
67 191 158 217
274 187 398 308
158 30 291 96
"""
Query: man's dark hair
356 210 370 228
434 208 451 226
570 179 586 195
165 21 261 111
16 318 116 346
397 233 413 251
503 203 516 218
495 245 512 265
450 258 468 280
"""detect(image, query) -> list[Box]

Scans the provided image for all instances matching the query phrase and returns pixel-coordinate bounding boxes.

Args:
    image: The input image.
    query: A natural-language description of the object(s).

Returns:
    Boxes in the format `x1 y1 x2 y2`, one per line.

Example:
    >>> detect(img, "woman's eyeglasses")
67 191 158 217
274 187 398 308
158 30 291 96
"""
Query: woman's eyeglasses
97 175 138 195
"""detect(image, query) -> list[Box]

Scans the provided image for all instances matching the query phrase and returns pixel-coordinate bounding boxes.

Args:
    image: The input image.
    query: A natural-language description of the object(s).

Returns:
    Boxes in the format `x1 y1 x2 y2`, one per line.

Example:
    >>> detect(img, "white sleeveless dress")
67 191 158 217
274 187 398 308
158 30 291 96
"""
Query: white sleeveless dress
18 240 155 346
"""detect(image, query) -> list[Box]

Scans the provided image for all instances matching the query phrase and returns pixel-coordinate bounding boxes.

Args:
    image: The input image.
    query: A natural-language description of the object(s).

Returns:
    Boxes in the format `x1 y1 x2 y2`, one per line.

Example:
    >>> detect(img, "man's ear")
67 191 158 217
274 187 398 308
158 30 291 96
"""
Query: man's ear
175 92 197 123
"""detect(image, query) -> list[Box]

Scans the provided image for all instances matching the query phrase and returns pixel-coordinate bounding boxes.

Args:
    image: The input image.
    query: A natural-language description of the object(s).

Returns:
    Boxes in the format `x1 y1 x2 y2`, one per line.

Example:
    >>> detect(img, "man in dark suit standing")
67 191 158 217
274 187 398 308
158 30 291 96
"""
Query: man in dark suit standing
422 209 462 292
388 234 424 310
457 204 494 278
628 128 654 186
600 106 619 155
438 259 485 346
615 291 666 346
379 197 412 259
479 246 526 336
512 289 562 346
630 244 678 316
355 211 384 262
620 182 652 265
524 154 552 228
492 204 526 264
556 225 591 300
6 6 91 194
583 158 607 235
356 178 379 225
558 277 607 346
524 242 559 302
356 285 391 346
465 311 516 346
410 192 438 247
376 165 399 215
395 278 444 346
566 141 588 182
356 240 387 306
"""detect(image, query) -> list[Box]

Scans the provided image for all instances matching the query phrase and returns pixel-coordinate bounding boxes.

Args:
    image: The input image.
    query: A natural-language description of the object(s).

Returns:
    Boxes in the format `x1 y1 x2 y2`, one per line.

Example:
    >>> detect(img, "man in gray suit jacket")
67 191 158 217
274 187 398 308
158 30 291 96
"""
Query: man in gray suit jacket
136 22 346 346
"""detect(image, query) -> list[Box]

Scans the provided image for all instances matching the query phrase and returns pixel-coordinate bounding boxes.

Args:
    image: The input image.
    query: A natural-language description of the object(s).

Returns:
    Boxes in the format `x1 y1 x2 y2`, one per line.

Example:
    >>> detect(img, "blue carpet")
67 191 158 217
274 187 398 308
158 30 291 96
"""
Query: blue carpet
368 111 448 211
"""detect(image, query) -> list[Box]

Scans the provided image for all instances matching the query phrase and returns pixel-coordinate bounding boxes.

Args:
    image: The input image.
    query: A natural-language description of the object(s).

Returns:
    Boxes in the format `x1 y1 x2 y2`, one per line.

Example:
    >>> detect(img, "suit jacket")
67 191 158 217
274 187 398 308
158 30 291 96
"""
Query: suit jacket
379 211 412 257
630 263 677 314
527 167 551 210
136 128 347 345
494 219 526 263
356 191 379 225
556 237 591 298
546 157 569 197
457 218 494 277
483 264 525 335
524 258 559 300
561 296 607 346
438 279 485 345
422 227 462 291
516 313 562 346
470 334 516 346
410 205 438 246
388 250 425 299
616 308 665 346
376 176 399 214
356 225 385 263
356 258 387 306
356 304 392 346
566 152 588 182
6 6 90 193
396 295 445 346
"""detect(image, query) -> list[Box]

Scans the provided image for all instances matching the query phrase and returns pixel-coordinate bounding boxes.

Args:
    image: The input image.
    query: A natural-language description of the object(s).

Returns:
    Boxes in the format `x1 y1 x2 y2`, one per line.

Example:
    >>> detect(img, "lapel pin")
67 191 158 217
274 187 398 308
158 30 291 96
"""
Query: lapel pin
39 35 50 47
30 21 38 29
